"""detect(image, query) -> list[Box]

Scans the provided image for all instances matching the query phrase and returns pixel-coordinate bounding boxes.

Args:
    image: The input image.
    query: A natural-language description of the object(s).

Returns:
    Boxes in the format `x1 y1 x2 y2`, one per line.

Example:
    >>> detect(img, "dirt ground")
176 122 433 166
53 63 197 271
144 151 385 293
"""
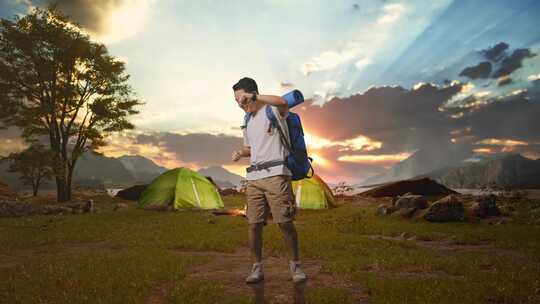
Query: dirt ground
149 248 369 304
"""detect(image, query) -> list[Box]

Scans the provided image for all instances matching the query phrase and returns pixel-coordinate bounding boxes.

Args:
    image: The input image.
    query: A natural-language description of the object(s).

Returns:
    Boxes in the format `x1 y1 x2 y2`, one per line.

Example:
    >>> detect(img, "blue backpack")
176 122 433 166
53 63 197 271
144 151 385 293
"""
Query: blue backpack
243 105 314 180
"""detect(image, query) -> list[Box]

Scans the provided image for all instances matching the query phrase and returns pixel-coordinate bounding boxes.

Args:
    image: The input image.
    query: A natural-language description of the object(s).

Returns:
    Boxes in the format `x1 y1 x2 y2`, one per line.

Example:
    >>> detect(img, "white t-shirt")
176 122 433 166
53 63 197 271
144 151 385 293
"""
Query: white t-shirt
243 105 292 181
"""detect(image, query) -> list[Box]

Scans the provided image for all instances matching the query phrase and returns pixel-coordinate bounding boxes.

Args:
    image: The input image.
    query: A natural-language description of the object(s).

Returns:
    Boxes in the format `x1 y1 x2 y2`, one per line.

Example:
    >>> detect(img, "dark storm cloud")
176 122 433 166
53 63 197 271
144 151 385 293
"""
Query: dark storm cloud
460 91 540 142
135 132 244 166
30 0 123 34
459 61 492 79
459 43 535 80
295 82 464 153
481 42 509 62
492 48 536 78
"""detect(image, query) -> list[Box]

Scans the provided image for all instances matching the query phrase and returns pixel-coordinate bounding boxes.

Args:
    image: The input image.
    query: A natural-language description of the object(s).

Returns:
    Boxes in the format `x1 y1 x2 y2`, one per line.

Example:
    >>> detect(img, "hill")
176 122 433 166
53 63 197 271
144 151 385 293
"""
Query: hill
362 144 472 185
0 152 168 190
197 166 244 188
423 154 540 189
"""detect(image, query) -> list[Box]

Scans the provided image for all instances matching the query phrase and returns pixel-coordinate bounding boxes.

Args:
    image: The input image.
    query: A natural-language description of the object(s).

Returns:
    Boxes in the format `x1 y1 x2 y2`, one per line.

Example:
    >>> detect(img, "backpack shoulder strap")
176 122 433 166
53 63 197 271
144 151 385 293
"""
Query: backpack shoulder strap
241 113 252 129
266 105 291 151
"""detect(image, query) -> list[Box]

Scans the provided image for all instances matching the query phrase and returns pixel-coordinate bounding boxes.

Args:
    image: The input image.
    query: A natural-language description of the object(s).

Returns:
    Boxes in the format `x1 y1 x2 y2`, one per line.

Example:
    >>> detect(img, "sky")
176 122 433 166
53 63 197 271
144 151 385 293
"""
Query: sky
1 0 540 183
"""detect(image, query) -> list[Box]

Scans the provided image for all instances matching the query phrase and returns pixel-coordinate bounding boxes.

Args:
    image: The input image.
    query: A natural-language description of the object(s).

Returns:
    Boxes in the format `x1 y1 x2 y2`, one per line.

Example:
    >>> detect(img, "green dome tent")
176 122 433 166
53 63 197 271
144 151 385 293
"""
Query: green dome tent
138 168 224 209
292 174 336 209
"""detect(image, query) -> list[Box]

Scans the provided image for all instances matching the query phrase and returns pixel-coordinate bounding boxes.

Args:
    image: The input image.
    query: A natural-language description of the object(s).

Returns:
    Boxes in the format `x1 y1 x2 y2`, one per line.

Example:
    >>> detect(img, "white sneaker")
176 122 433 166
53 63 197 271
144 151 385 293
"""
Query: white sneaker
289 261 307 283
246 262 264 283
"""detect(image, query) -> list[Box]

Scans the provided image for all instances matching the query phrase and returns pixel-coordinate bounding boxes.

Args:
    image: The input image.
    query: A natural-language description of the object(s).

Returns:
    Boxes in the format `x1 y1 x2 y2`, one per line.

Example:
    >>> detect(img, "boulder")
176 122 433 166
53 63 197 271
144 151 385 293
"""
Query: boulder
395 195 429 209
115 185 147 201
423 195 464 222
470 195 500 218
375 204 396 216
391 207 417 219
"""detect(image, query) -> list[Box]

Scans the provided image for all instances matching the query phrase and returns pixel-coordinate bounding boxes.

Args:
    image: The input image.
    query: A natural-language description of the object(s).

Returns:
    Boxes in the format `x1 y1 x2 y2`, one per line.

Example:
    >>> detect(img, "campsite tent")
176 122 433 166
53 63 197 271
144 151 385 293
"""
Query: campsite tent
292 174 335 209
138 168 224 209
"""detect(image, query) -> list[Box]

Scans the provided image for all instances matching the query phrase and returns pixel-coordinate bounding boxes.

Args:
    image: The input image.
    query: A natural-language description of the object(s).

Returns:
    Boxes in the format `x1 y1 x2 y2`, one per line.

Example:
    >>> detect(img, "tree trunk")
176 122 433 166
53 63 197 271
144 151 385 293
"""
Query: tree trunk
33 175 42 197
56 177 70 202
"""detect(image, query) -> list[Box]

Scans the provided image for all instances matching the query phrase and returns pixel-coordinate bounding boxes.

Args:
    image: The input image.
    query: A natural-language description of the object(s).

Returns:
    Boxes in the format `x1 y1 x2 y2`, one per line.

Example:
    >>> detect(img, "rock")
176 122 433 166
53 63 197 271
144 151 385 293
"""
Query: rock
0 201 71 217
400 232 412 239
375 204 396 216
471 195 500 218
83 199 94 213
113 202 129 211
395 195 429 209
115 185 147 201
391 207 418 218
423 195 464 222
41 205 72 215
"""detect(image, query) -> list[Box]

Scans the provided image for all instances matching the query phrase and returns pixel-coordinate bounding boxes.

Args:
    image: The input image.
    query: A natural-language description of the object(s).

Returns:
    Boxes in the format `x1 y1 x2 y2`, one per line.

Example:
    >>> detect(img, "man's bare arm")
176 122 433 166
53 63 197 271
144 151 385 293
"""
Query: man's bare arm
232 146 251 162
256 95 288 117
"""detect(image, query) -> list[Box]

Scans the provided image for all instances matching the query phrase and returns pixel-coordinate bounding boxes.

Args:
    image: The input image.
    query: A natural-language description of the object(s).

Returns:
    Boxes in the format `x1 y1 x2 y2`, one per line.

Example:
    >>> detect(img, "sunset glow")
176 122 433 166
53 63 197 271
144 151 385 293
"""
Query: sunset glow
337 152 412 165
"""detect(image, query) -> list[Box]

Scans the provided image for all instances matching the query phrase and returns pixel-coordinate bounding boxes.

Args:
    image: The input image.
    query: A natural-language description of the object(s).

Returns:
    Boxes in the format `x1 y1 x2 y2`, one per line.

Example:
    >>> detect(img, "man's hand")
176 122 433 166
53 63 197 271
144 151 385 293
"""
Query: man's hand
232 150 242 162
238 92 255 104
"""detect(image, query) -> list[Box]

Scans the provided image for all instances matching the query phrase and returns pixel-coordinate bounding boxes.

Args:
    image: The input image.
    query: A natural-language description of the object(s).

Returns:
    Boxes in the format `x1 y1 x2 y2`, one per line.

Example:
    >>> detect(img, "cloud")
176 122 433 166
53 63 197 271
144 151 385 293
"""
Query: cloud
481 42 509 62
280 82 294 90
337 152 412 165
355 57 372 71
134 132 244 167
497 76 512 86
313 81 341 103
376 3 405 25
492 48 536 78
301 49 360 75
459 91 540 143
528 74 540 82
300 2 405 76
459 61 492 79
29 0 155 43
295 82 464 153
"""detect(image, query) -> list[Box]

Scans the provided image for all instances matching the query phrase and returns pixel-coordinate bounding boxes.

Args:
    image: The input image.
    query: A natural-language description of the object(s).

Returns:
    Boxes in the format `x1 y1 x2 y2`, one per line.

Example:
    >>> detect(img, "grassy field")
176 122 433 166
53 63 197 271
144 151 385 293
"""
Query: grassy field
1 193 539 303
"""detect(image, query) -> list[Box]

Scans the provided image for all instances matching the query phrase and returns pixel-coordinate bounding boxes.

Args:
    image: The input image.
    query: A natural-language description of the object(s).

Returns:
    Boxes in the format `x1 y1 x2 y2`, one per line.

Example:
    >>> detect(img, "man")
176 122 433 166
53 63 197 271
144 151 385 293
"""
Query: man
231 77 307 284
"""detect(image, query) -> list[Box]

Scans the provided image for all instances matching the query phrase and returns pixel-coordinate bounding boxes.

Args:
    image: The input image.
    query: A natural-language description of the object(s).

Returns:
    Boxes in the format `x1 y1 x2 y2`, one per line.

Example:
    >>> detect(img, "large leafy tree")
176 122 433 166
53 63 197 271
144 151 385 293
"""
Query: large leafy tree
0 6 141 202
2 144 54 196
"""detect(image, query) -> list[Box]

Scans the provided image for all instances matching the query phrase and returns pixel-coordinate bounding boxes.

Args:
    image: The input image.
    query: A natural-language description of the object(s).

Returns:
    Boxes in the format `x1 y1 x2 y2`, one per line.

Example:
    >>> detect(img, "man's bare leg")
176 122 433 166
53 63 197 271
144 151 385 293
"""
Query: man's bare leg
246 222 265 283
278 221 299 261
279 221 307 282
249 223 264 262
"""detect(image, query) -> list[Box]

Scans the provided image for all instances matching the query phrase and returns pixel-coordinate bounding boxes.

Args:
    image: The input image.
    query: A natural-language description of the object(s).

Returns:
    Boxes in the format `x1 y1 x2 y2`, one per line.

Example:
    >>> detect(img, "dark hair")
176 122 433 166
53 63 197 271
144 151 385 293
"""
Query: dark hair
232 77 259 94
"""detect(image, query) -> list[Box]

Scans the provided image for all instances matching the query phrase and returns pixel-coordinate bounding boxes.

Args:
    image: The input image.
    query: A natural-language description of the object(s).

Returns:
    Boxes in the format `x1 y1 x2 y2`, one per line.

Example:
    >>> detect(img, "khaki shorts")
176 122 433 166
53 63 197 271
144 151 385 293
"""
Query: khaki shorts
246 175 296 224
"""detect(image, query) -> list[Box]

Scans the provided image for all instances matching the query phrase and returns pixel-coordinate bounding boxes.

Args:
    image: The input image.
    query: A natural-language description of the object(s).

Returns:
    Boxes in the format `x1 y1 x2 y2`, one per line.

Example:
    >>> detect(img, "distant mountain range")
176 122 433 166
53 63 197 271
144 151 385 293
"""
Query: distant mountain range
422 154 540 189
0 151 245 191
362 144 472 186
0 152 168 190
197 166 244 188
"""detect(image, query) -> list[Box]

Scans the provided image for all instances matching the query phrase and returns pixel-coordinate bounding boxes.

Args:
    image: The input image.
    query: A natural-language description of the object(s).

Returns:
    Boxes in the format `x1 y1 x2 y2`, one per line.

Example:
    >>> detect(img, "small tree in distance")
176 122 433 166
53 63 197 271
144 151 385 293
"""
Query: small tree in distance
3 144 54 196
